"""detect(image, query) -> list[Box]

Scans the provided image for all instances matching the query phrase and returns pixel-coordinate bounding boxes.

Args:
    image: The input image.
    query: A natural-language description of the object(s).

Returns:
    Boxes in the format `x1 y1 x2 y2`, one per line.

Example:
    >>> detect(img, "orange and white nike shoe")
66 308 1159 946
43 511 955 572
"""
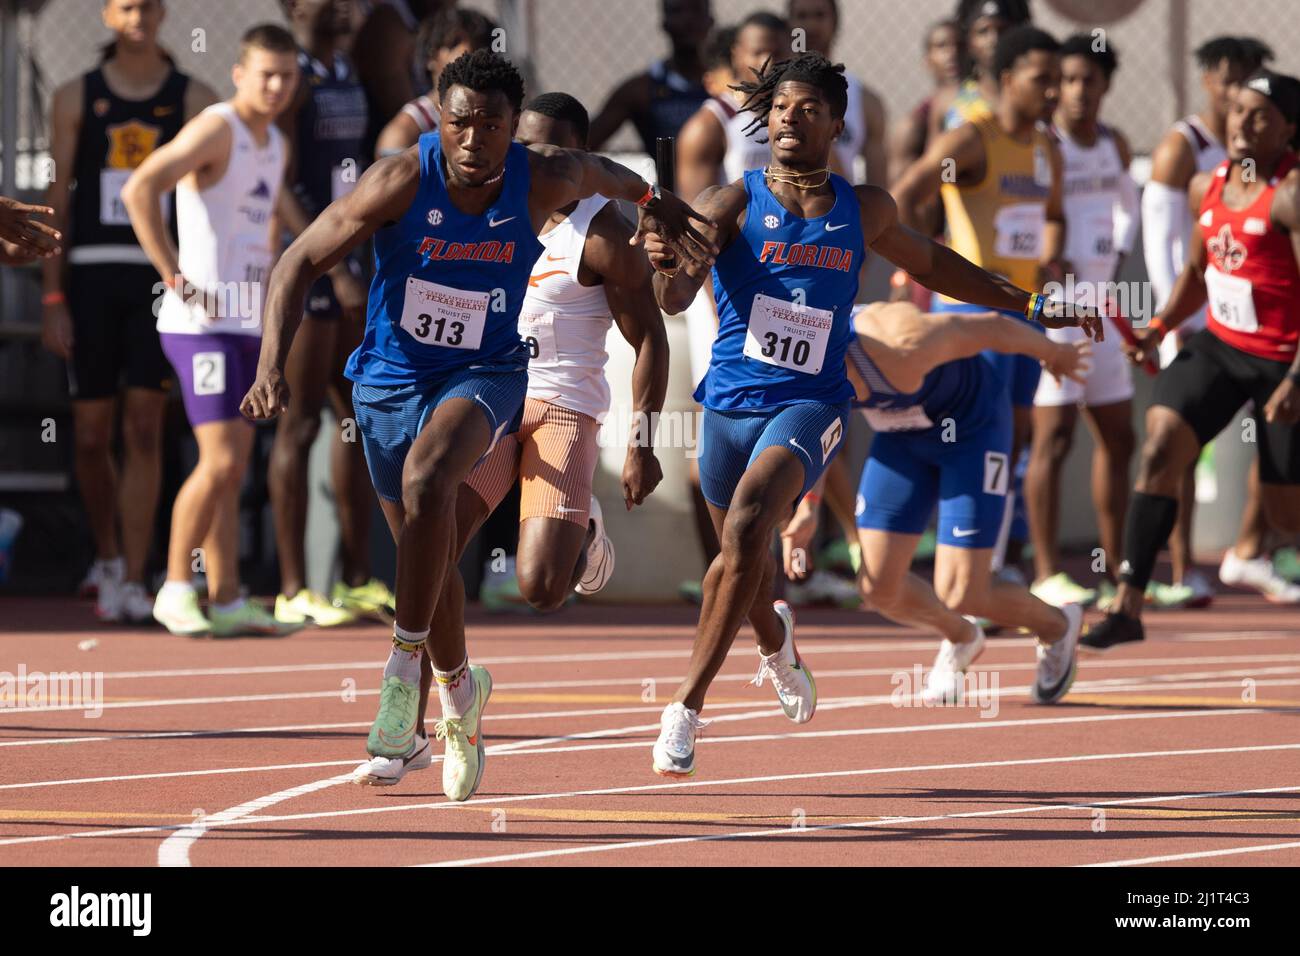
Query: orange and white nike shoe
750 600 816 723
433 665 492 801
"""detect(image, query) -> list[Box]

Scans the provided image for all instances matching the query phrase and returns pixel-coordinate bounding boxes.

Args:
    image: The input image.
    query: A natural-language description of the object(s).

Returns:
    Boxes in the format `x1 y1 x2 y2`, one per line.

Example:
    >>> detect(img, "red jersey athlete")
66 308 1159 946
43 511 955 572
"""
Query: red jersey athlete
1084 69 1300 650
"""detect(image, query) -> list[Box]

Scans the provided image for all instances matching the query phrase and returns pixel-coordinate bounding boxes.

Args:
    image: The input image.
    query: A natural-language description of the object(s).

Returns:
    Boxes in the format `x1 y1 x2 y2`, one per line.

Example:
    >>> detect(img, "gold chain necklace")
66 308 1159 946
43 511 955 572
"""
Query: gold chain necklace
764 165 831 189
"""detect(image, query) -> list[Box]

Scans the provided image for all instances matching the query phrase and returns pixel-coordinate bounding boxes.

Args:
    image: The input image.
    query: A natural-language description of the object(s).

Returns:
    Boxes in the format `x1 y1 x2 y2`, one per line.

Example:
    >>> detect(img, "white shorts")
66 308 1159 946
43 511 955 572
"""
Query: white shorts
683 288 718 389
1033 322 1134 408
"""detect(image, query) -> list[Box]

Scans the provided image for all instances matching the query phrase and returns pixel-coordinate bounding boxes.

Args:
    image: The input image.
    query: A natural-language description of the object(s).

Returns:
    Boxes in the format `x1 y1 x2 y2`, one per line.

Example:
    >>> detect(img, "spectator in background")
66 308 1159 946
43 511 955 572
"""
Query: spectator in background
353 0 453 156
930 0 1032 140
588 0 713 153
888 18 960 242
700 25 737 101
40 0 217 623
374 7 498 159
1141 36 1285 608
675 12 788 203
269 0 390 628
786 0 887 186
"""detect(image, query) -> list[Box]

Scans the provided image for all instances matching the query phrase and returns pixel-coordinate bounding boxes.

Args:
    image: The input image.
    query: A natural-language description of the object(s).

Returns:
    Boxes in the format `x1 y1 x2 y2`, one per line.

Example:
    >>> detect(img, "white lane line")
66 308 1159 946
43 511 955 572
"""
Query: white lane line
6 652 1299 716
6 652 1299 742
10 639 1297 683
1082 840 1300 867
157 773 353 868
1 639 959 682
0 738 1291 855
423 783 1300 868
3 663 1295 757
9 699 1291 792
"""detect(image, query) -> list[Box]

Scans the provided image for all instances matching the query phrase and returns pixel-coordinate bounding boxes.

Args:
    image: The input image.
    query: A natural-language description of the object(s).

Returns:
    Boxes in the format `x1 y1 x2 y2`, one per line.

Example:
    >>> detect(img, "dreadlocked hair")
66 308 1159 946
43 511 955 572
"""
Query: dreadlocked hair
438 49 525 113
731 53 848 142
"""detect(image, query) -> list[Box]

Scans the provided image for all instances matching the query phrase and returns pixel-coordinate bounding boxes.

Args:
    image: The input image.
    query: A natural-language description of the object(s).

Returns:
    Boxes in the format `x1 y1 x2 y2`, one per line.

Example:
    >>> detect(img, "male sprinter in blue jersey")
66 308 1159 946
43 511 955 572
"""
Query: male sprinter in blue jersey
783 301 1089 709
242 51 711 801
640 53 1099 777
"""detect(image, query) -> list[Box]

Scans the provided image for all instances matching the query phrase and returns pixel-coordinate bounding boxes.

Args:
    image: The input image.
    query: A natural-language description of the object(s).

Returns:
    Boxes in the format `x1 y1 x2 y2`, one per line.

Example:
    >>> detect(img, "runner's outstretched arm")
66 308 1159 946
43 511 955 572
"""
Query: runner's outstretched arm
529 145 718 272
861 184 1103 340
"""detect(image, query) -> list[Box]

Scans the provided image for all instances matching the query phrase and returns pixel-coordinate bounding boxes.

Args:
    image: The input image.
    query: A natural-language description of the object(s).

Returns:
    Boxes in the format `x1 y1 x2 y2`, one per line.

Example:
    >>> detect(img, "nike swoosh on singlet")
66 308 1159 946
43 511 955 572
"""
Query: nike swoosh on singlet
824 222 849 232
528 270 566 287
489 216 516 227
546 254 567 261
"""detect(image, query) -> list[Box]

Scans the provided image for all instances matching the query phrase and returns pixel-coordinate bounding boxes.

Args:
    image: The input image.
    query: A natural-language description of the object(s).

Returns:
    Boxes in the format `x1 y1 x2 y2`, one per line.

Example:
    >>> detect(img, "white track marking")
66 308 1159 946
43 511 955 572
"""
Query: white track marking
157 773 353 867
1082 840 1300 867
6 654 1298 715
423 783 1300 868
0 738 1291 855
10 640 1297 683
9 700 1293 792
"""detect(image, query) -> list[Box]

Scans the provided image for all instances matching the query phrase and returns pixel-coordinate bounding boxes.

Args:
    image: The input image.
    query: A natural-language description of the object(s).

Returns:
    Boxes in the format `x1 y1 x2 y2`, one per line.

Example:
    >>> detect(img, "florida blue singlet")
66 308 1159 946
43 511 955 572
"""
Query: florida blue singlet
345 134 542 501
345 134 543 387
695 168 860 507
696 167 862 411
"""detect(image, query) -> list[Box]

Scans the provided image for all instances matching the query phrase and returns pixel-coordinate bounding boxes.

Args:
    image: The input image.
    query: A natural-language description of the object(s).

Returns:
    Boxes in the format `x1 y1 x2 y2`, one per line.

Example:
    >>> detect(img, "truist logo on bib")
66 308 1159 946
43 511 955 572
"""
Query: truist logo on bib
1207 223 1247 273
416 237 516 263
758 241 854 273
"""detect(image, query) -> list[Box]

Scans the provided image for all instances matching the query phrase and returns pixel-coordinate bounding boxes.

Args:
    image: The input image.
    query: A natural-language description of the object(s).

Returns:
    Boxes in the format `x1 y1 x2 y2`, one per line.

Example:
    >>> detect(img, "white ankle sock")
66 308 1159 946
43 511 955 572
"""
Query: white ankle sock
434 658 475 717
385 626 427 684
159 581 194 601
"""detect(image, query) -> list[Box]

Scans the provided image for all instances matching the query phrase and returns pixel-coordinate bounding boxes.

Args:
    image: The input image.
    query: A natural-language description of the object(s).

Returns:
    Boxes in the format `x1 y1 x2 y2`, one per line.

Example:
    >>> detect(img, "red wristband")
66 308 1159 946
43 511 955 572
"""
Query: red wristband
802 492 823 508
1149 317 1169 341
634 183 655 207
41 291 65 306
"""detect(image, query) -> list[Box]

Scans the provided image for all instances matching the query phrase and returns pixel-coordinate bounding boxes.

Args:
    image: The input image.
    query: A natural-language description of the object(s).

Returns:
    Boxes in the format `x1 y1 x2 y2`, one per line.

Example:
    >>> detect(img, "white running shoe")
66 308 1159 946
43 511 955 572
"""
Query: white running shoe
1219 549 1300 604
922 618 986 704
751 600 816 722
652 702 709 778
79 556 123 598
785 569 862 608
574 495 615 595
1032 603 1081 704
352 733 432 787
95 575 124 622
118 582 155 624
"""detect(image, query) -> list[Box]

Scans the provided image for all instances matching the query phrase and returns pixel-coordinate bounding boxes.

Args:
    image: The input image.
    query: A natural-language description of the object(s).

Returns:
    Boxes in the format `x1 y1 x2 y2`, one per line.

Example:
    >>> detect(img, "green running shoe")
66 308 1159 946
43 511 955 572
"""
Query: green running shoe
152 586 210 637
1145 580 1194 609
1030 572 1097 609
331 578 396 623
367 675 421 757
209 599 300 637
434 665 493 801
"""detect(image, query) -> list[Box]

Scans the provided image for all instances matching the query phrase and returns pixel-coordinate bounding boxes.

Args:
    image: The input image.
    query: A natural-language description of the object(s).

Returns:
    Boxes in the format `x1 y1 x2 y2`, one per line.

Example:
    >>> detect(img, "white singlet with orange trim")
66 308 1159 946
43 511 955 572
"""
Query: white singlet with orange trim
520 194 615 421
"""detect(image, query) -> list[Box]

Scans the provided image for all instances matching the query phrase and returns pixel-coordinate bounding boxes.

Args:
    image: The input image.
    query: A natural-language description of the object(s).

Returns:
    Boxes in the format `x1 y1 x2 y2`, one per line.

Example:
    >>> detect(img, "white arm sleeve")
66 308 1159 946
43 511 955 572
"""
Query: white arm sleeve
1113 170 1141 257
1141 180 1190 311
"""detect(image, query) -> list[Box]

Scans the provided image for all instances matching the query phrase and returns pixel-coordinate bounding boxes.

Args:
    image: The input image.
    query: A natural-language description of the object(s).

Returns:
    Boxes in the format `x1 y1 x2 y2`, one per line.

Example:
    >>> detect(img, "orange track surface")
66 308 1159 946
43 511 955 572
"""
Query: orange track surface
1 595 1297 867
